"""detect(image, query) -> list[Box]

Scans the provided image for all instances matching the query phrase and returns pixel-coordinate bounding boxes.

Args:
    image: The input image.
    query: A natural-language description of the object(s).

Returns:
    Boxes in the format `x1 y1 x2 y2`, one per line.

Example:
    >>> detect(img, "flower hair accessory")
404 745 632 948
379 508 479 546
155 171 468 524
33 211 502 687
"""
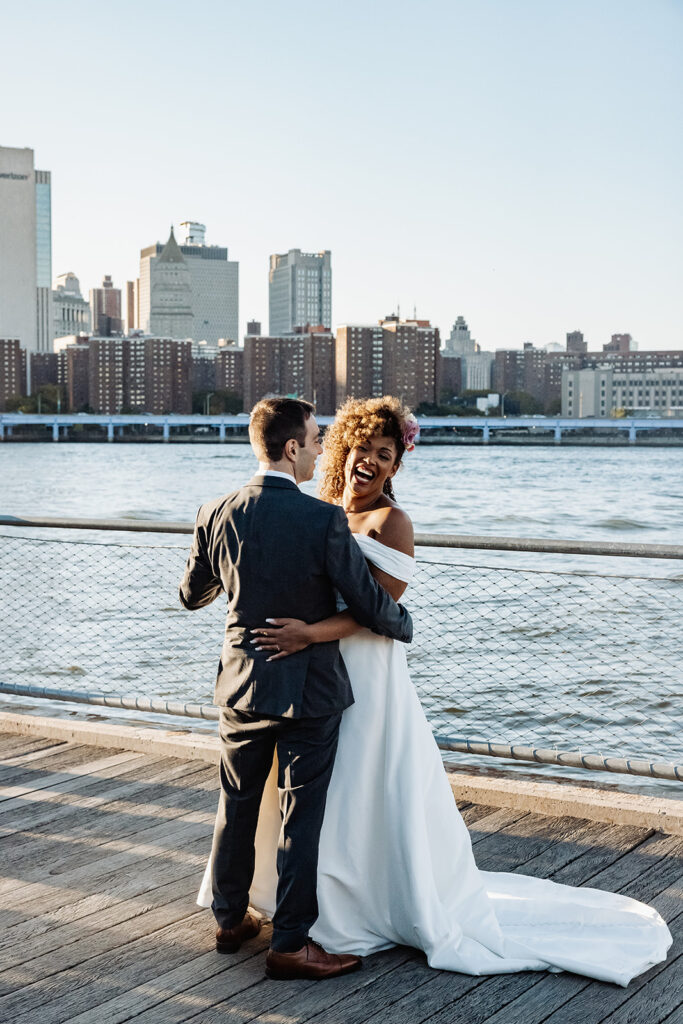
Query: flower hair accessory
402 415 419 452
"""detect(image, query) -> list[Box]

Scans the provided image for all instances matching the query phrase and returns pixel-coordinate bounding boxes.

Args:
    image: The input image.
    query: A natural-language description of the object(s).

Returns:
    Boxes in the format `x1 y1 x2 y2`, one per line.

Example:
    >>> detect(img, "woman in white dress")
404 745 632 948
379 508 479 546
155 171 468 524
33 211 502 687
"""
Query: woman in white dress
199 395 672 986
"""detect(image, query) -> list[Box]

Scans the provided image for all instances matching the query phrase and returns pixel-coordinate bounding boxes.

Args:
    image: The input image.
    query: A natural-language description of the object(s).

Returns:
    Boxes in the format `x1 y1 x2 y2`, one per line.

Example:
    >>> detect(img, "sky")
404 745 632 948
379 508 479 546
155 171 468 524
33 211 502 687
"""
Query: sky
3 0 682 351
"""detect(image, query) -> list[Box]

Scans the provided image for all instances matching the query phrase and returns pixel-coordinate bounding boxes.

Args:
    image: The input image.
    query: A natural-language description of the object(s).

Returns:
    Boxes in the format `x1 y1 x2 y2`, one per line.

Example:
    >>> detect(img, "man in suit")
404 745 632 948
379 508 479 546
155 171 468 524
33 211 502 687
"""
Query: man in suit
180 397 412 981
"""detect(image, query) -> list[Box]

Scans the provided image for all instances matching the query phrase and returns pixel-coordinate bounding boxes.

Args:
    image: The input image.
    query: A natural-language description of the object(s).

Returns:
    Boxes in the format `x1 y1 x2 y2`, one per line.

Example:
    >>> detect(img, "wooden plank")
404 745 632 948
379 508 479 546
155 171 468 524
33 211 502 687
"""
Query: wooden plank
53 924 273 1024
469 807 531 843
0 748 149 805
0 734 66 759
0 761 212 912
0 763 216 882
0 791 215 904
0 831 212 970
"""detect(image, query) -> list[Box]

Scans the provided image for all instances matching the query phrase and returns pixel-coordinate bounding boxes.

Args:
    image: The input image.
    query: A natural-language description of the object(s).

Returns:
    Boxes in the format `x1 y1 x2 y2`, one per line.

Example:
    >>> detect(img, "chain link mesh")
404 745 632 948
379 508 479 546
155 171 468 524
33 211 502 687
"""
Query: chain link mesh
0 530 680 766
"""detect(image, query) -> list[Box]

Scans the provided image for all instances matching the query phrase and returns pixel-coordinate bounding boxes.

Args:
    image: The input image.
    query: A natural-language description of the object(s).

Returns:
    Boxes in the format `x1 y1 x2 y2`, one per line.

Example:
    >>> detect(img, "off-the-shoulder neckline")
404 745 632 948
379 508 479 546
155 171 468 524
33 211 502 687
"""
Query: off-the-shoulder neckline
352 532 416 562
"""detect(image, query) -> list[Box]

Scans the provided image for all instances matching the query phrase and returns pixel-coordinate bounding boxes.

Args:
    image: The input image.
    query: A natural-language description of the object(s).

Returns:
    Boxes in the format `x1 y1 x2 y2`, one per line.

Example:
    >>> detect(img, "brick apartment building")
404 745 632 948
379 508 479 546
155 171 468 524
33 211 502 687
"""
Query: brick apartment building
336 318 440 408
0 339 27 411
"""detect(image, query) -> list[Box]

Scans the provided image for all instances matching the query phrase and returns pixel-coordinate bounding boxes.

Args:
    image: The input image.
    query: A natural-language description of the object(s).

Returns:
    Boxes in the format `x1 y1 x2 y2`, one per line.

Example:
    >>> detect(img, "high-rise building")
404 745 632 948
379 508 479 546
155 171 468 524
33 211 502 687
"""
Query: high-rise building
90 275 123 336
244 330 336 414
246 320 261 336
53 273 90 340
443 315 493 392
566 330 587 354
268 249 331 335
216 346 245 397
0 339 26 410
604 334 633 354
336 317 440 408
139 224 237 344
0 146 53 356
335 325 384 404
54 333 192 413
30 352 59 395
35 170 53 353
444 316 476 356
125 280 139 333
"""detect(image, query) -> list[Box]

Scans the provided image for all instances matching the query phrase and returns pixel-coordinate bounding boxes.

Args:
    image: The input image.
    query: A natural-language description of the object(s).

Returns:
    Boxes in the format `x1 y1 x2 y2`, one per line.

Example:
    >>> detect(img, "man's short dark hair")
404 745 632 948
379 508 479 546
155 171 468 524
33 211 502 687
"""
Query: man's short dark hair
249 397 315 462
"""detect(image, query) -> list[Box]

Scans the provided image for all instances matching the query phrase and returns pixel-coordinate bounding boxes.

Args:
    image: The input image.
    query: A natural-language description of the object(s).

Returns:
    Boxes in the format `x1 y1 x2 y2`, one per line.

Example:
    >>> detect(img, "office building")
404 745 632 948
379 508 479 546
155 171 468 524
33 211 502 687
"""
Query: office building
90 276 123 336
443 315 493 392
562 366 683 418
0 339 26 410
0 146 53 355
53 273 90 340
268 249 331 335
35 170 53 352
139 224 237 344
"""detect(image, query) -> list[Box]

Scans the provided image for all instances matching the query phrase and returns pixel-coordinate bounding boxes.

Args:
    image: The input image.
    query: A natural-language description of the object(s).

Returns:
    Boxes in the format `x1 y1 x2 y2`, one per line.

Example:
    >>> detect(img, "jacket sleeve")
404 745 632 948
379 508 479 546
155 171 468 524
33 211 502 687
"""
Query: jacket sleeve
324 506 413 643
179 506 224 610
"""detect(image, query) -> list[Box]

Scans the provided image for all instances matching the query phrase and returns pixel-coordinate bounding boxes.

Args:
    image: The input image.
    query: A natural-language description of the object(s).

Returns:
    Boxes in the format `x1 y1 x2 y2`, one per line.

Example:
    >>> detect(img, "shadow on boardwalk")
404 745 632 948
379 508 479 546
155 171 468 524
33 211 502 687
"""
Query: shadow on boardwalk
0 732 680 1024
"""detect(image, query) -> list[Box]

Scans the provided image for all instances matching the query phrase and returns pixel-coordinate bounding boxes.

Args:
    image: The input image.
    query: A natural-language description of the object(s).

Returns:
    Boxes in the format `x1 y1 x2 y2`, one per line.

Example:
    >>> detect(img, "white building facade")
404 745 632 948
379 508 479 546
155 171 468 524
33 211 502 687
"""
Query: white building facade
53 273 91 339
562 366 683 417
139 223 238 345
0 147 39 353
443 314 493 391
269 249 331 335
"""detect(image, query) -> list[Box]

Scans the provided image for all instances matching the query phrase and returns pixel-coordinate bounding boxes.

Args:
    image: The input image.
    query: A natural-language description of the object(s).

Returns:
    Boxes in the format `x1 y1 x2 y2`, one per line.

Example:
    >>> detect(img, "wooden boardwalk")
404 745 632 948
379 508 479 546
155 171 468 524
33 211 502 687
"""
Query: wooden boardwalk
0 731 680 1024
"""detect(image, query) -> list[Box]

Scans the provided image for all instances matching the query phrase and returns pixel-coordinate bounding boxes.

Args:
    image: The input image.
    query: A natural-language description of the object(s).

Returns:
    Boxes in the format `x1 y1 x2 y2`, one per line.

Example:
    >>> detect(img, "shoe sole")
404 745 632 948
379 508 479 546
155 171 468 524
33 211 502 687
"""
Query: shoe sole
265 961 362 981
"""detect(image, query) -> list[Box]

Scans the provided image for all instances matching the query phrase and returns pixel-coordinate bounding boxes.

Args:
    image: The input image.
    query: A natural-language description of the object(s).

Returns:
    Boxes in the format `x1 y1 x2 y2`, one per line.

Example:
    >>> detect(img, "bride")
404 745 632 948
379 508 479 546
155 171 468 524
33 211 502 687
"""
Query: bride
198 395 671 986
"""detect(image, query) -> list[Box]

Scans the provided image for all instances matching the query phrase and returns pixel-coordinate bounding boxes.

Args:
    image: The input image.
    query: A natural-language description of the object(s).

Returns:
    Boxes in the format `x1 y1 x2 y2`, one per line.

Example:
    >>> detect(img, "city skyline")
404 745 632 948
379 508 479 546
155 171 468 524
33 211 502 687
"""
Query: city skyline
3 1 682 351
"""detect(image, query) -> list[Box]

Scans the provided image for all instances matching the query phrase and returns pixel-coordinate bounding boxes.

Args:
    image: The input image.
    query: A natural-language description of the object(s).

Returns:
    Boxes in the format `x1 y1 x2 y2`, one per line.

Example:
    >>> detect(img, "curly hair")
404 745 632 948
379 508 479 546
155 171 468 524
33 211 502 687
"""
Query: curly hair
319 395 414 504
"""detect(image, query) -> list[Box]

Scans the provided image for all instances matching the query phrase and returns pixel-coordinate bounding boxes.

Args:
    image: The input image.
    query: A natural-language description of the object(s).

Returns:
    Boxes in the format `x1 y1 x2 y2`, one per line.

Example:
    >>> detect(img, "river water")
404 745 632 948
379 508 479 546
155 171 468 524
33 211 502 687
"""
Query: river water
1 442 681 795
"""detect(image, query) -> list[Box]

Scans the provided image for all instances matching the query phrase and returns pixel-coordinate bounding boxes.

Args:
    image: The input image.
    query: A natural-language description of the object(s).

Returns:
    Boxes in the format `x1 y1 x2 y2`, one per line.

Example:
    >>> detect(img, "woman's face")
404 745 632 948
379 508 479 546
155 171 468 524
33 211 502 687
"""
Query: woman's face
344 433 400 500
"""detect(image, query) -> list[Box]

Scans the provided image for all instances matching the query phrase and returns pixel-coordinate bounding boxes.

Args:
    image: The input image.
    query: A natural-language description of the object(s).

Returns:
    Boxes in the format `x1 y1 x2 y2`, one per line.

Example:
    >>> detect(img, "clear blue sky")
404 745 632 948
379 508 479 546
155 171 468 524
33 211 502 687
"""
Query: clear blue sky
3 0 682 350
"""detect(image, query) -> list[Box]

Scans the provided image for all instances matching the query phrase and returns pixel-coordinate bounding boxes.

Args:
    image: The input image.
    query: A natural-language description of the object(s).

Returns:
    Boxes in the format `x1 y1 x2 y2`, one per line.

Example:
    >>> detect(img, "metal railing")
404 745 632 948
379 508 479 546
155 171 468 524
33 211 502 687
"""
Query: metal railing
0 515 681 783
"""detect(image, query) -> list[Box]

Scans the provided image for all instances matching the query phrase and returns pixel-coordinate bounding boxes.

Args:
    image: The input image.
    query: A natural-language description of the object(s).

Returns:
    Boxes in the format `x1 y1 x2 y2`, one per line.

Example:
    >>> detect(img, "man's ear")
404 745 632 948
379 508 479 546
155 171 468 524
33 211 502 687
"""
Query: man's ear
284 437 298 462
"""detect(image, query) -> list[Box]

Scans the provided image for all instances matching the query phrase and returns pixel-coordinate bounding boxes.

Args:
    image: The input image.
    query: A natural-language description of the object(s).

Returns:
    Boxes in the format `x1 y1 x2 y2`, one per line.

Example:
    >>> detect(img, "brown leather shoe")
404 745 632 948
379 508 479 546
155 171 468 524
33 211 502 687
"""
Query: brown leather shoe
215 913 262 953
265 939 362 980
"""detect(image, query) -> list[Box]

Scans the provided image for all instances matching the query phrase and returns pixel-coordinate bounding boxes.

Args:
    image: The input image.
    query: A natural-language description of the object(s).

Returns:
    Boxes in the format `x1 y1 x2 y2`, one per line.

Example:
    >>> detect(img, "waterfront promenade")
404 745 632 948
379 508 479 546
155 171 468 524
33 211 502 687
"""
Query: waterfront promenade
1 726 681 1024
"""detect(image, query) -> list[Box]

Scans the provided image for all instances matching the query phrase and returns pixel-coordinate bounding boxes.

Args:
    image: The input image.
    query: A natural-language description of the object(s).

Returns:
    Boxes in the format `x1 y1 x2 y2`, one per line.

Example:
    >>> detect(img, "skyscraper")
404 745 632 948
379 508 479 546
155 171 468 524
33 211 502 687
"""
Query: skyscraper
53 273 90 339
0 146 53 355
35 170 53 352
143 229 194 339
90 275 123 336
139 223 238 344
268 249 331 335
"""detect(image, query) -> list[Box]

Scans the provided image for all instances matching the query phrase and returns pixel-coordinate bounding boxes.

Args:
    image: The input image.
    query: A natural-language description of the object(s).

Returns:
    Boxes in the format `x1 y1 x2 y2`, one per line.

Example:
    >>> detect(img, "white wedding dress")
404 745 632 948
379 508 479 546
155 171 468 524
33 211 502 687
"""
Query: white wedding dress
198 533 672 986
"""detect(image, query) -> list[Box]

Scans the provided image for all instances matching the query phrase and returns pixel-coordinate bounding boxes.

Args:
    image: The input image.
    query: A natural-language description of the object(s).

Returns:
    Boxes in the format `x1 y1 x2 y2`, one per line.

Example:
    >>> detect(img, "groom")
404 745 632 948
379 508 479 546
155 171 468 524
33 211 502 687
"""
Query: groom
179 397 413 981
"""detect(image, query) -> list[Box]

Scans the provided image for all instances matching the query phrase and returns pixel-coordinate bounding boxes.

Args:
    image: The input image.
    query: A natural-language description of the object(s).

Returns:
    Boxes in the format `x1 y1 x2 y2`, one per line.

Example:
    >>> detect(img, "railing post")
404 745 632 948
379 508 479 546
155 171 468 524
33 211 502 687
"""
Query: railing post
629 423 637 445
107 422 114 442
163 421 170 443
52 421 59 442
219 422 226 442
554 424 562 444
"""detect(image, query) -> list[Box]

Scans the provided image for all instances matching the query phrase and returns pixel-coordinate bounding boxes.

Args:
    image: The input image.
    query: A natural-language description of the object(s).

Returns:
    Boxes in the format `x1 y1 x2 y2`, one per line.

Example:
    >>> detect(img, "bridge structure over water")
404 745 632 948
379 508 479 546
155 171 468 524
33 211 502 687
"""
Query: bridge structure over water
2 412 683 443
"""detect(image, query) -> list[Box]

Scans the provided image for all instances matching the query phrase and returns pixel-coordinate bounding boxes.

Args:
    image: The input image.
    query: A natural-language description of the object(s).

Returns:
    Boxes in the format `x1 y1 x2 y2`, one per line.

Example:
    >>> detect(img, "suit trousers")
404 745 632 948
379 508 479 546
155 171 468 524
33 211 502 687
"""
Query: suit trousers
211 706 342 952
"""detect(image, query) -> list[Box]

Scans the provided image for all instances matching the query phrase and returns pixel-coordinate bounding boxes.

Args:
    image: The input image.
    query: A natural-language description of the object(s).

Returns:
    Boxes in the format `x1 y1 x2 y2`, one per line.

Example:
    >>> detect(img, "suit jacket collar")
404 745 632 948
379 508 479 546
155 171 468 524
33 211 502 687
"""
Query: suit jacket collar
248 473 299 491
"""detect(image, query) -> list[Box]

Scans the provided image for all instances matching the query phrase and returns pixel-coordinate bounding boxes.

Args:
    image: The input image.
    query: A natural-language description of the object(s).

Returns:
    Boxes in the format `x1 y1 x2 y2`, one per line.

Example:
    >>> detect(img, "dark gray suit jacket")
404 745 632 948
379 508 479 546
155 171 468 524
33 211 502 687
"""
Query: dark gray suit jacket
179 474 413 718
